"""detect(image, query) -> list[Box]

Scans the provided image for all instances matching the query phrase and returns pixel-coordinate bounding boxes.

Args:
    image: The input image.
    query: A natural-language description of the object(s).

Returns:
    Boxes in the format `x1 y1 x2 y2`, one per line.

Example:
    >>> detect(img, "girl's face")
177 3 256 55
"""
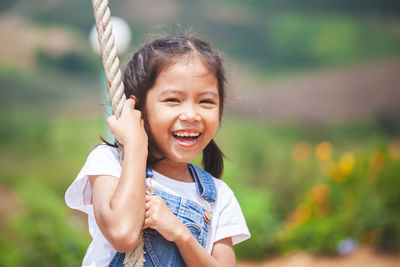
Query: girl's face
145 56 220 164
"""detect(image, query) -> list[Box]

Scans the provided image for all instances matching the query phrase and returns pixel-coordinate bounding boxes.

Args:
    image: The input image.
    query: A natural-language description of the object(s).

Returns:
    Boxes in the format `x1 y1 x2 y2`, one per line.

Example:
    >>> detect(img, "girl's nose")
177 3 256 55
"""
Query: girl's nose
179 105 201 122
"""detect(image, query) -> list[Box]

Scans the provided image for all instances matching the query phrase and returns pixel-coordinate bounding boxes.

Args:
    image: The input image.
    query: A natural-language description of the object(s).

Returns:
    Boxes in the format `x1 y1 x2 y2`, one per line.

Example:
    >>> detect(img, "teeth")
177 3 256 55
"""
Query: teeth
173 131 200 137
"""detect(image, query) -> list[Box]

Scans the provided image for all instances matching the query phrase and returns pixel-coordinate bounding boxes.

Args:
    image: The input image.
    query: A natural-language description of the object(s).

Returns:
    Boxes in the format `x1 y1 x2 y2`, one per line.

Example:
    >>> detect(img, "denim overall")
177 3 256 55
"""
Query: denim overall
109 163 217 267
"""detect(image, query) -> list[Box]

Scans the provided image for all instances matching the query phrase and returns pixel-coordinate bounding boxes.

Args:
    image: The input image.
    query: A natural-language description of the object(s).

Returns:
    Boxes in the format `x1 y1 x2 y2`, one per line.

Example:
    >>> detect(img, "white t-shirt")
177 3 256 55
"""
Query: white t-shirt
65 144 250 267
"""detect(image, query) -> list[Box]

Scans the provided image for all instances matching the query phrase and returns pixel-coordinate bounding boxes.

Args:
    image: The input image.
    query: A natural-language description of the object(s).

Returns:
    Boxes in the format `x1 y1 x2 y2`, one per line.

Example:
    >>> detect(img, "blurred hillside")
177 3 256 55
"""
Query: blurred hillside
1 0 400 116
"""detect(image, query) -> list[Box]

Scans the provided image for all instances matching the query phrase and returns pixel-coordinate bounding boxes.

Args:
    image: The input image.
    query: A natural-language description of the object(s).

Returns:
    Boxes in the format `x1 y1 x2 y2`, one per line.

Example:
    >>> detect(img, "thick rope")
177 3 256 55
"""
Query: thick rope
91 0 146 266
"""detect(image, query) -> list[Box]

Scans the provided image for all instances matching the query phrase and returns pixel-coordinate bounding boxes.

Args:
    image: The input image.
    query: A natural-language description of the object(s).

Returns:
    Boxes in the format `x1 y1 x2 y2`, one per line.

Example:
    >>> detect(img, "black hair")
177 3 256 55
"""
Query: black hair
106 34 226 178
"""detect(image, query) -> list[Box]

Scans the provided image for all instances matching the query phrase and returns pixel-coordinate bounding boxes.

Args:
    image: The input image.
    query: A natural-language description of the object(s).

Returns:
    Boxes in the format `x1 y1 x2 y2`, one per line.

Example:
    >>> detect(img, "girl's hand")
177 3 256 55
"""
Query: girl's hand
143 195 190 242
144 196 236 267
106 98 148 150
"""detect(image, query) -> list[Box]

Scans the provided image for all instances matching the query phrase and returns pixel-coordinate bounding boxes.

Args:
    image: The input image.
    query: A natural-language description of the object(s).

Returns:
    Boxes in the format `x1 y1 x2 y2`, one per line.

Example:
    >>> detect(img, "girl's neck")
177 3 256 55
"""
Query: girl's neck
151 160 194 183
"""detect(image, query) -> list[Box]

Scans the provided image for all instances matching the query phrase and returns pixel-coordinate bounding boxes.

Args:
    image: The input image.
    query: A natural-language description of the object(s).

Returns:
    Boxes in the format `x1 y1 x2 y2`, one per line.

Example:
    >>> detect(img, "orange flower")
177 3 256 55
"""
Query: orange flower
315 141 333 161
285 204 311 229
338 152 355 175
331 166 346 182
312 184 330 204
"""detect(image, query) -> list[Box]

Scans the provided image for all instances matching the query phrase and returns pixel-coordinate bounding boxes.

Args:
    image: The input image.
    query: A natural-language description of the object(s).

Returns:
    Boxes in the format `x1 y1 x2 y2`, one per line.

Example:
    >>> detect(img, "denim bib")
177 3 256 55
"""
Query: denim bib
109 163 217 267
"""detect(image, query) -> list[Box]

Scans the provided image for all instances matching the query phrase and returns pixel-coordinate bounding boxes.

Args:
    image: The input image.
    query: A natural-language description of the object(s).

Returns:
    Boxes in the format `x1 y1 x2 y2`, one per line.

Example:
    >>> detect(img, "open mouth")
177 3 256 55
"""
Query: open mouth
172 130 201 146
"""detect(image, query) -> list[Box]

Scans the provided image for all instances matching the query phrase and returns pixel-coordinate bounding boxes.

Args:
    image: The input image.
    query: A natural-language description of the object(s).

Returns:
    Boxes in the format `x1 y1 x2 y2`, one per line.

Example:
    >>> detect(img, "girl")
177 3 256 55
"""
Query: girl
65 35 250 267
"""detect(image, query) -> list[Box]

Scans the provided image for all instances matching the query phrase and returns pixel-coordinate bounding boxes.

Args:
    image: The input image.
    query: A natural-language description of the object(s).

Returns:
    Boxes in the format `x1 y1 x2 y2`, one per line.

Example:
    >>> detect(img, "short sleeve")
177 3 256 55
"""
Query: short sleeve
65 144 121 216
214 182 251 245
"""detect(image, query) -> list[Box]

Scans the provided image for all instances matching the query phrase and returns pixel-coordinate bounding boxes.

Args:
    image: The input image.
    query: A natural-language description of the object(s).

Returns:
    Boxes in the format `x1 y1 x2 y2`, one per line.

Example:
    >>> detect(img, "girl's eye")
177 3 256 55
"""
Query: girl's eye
165 98 180 103
200 99 216 105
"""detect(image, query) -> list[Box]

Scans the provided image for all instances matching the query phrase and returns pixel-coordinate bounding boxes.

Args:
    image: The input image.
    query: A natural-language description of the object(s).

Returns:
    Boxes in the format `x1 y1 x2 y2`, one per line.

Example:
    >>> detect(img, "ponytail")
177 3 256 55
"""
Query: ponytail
202 139 224 178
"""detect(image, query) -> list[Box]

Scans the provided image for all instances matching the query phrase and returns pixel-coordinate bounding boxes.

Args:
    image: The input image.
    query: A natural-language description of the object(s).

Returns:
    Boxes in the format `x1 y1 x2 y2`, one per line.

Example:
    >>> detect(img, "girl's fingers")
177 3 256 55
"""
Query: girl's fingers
145 200 150 210
121 99 135 116
143 213 154 230
145 194 156 202
106 115 117 128
143 208 150 229
145 195 156 211
127 98 136 109
142 218 148 230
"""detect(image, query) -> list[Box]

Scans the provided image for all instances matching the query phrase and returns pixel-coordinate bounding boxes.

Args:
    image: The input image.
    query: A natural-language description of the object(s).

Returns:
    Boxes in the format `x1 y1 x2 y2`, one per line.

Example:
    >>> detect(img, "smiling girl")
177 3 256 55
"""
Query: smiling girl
65 35 250 267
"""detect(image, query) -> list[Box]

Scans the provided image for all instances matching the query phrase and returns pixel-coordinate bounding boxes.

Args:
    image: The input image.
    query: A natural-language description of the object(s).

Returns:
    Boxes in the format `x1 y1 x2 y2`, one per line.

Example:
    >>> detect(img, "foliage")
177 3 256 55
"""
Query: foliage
216 118 400 258
223 161 279 259
1 182 88 267
9 0 400 78
215 0 400 14
180 4 400 78
0 110 101 266
0 61 100 111
264 15 400 67
36 48 99 75
277 147 400 254
0 0 13 12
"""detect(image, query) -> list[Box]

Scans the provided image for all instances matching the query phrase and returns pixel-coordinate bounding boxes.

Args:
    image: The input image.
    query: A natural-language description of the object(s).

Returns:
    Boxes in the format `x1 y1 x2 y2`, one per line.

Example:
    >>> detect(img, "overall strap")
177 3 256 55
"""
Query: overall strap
146 166 153 178
145 164 217 203
188 163 217 203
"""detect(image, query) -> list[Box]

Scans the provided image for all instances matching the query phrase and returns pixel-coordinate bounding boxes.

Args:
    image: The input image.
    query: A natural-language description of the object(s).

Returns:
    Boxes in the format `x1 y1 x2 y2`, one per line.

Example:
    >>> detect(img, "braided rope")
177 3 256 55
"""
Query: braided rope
92 0 125 117
91 0 145 266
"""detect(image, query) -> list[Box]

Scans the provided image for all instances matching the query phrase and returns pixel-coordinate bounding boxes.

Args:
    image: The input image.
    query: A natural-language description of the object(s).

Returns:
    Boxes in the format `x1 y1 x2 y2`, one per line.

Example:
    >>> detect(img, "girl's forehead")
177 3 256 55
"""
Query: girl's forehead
160 56 212 78
155 58 216 85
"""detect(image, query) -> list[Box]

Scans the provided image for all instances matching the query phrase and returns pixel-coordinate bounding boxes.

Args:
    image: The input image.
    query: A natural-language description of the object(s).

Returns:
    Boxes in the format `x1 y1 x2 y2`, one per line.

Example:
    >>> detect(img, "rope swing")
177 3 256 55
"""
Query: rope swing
90 0 145 265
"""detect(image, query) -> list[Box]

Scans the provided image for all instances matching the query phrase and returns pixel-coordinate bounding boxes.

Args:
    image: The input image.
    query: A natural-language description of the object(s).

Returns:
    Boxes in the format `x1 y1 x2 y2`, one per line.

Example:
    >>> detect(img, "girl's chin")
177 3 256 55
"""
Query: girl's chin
151 151 199 164
152 140 207 163
167 154 198 164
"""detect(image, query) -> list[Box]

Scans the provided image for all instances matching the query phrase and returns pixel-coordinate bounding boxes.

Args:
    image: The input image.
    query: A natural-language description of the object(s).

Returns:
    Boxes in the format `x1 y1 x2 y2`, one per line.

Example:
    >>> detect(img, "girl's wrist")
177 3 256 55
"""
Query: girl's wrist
174 225 192 246
123 141 148 155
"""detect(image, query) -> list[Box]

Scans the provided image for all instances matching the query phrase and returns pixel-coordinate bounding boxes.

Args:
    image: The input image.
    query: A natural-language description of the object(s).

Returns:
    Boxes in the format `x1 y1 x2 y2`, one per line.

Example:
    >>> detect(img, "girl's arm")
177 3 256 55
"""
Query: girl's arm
89 99 148 252
176 233 236 267
144 195 236 267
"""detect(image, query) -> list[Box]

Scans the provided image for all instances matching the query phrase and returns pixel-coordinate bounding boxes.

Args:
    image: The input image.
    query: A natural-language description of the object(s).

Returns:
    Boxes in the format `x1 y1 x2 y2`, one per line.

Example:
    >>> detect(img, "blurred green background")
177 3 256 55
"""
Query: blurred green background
1 0 400 266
